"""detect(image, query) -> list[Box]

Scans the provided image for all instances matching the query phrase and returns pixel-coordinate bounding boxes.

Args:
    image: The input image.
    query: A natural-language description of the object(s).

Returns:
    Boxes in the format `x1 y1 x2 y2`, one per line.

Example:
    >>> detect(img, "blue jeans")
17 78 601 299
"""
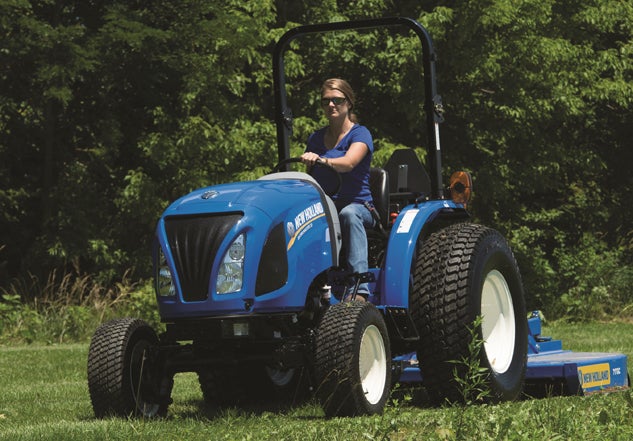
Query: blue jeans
338 202 375 296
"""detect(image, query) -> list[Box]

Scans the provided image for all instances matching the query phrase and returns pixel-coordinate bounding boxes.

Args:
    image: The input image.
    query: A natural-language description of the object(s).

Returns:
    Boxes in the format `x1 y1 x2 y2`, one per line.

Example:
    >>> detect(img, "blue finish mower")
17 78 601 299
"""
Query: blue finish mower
87 17 629 419
395 311 629 396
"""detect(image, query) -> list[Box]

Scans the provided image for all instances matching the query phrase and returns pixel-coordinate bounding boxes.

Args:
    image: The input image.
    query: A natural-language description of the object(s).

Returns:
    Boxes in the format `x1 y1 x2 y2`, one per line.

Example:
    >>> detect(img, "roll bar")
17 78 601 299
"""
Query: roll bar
272 17 445 199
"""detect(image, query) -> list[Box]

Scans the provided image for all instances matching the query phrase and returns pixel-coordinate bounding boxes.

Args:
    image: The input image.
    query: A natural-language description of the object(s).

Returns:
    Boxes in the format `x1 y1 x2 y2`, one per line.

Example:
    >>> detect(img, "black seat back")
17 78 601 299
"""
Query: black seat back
369 167 390 229
383 149 432 197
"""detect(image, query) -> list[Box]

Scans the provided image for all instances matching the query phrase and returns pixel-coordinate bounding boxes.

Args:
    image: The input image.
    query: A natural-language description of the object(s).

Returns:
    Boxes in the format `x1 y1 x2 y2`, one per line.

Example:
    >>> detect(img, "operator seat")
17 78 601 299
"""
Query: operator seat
383 149 432 199
365 167 390 271
368 167 390 230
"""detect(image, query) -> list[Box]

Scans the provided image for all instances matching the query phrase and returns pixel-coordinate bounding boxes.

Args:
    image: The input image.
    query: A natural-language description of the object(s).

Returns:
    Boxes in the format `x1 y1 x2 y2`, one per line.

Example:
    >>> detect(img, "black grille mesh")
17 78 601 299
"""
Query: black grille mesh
165 214 242 302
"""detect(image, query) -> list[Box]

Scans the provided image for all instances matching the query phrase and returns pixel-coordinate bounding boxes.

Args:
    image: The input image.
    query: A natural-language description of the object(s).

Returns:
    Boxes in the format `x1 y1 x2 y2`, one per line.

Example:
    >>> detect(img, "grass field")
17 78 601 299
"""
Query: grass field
1 321 632 440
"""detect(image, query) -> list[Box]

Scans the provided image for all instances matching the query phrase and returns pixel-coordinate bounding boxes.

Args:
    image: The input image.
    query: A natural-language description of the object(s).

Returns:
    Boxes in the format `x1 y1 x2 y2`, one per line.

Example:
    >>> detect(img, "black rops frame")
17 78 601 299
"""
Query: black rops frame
272 17 445 200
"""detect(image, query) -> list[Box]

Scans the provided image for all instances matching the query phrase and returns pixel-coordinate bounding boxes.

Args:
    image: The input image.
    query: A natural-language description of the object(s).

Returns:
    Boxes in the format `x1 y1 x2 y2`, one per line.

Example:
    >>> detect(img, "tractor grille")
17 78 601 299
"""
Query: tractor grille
165 213 242 302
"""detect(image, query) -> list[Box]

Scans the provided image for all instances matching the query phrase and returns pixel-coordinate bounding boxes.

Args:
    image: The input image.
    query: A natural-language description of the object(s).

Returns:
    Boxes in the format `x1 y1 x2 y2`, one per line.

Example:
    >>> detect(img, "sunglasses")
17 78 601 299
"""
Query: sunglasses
320 96 347 106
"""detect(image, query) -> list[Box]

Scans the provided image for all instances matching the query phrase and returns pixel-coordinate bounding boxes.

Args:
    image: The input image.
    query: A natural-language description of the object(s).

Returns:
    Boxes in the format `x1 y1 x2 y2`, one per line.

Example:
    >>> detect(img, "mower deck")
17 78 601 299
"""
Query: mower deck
395 311 630 396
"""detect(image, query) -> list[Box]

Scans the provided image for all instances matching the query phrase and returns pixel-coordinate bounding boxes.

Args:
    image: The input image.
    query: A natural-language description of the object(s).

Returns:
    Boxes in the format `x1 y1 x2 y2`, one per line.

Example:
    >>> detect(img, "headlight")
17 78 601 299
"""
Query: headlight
217 234 245 294
156 247 176 297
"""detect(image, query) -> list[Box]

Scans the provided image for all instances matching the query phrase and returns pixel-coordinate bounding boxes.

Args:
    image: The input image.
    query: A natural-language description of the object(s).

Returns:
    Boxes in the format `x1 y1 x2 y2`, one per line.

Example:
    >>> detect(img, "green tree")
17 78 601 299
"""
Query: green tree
1 0 280 284
0 0 101 282
426 0 633 309
1 0 631 317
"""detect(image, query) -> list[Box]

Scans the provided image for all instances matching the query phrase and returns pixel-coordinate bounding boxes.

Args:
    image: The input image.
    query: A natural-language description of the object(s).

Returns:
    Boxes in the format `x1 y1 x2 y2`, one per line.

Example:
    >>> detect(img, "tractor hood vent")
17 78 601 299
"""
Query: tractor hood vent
165 213 242 302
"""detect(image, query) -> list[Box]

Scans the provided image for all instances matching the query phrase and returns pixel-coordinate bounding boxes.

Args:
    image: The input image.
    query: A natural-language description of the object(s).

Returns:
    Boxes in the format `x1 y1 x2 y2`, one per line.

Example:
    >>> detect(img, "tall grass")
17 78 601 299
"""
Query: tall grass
0 270 160 344
1 267 632 344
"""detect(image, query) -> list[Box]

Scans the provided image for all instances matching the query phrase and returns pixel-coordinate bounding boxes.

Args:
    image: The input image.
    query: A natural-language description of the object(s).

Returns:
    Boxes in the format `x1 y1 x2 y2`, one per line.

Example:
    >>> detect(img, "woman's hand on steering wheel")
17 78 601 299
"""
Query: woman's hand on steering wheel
299 152 321 167
271 156 341 196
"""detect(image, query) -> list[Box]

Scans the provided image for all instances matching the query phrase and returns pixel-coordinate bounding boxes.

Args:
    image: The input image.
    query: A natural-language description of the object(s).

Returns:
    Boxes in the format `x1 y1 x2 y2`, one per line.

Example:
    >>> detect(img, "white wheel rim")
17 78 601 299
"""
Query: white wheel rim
481 270 515 374
359 324 387 405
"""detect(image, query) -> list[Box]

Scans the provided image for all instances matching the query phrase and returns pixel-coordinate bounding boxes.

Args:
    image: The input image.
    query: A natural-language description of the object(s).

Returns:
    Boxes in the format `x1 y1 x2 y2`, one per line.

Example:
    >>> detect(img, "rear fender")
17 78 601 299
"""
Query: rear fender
380 200 466 307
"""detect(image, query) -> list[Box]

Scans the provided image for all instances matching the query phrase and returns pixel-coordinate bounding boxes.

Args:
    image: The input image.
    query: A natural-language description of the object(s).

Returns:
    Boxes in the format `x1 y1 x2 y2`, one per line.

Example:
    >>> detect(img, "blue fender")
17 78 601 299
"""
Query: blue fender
380 200 465 307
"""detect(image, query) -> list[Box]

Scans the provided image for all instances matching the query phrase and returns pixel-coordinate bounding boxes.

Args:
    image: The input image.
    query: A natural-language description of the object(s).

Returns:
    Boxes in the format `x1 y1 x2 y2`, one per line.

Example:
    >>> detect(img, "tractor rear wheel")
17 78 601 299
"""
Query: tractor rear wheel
87 318 171 418
314 301 391 417
411 223 527 405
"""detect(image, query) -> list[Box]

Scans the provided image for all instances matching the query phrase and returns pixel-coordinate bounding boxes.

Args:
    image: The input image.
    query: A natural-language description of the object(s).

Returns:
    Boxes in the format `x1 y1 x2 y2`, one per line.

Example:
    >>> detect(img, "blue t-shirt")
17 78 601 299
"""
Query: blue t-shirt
305 124 374 205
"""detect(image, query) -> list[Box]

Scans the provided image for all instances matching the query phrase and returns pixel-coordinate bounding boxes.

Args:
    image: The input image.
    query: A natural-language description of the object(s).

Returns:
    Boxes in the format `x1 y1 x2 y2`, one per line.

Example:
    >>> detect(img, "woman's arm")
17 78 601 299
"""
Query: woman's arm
300 142 368 172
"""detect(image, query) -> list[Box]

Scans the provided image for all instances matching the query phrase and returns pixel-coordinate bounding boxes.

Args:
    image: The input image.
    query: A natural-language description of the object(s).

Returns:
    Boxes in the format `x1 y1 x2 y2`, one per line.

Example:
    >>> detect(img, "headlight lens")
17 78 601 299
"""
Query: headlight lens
156 248 176 297
217 234 245 294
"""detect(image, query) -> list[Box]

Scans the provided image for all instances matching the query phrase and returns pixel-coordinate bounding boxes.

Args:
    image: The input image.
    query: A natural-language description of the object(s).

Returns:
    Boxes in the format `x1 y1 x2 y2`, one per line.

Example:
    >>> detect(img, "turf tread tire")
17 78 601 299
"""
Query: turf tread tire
314 301 391 417
411 223 527 405
87 318 168 418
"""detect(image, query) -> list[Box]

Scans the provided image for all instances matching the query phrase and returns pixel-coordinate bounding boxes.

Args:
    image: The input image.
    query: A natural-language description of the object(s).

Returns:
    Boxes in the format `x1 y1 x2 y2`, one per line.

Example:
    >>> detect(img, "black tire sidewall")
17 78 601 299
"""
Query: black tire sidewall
122 323 161 416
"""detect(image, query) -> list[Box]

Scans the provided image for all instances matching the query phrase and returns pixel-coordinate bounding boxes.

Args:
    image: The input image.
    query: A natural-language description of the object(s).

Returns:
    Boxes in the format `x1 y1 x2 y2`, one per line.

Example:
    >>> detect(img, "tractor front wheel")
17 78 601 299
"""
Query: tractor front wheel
314 301 391 417
87 318 171 418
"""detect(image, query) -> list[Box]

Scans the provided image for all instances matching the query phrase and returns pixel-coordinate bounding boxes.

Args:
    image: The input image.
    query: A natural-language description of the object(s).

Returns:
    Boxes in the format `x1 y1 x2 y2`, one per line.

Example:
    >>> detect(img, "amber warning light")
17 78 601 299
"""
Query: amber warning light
450 171 473 208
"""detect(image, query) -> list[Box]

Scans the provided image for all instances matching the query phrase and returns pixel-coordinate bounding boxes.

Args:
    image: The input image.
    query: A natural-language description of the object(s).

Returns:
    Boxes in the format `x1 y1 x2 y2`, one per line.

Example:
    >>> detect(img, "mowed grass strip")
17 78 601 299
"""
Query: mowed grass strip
0 322 631 440
0 345 91 421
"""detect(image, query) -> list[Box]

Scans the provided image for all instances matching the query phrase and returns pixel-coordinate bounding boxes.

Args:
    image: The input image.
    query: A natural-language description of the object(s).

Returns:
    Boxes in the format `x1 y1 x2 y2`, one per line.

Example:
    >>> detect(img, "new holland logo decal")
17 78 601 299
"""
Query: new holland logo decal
201 190 219 199
286 202 325 250
578 363 611 389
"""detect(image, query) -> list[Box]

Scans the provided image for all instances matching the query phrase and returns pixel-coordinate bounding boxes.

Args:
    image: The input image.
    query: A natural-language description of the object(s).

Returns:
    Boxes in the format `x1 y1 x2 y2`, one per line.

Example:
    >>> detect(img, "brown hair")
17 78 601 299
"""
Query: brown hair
321 78 358 123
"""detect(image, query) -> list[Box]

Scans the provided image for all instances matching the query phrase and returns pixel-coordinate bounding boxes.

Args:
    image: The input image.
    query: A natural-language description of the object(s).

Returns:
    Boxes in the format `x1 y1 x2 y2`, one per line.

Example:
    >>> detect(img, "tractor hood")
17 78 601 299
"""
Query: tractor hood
155 172 342 319
162 176 322 219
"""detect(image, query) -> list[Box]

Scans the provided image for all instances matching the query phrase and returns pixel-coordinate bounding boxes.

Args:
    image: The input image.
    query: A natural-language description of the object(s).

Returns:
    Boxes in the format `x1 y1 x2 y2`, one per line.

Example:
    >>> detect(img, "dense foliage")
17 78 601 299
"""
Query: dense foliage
1 0 632 317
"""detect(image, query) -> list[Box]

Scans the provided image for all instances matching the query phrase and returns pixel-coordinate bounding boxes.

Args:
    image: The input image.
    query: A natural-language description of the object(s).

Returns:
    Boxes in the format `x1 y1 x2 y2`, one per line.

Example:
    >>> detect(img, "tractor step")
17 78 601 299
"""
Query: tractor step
384 307 420 343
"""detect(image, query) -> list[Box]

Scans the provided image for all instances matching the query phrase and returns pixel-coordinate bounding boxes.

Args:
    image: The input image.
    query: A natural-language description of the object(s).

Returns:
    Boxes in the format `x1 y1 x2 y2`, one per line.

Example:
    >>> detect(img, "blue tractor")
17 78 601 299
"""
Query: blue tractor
87 17 628 419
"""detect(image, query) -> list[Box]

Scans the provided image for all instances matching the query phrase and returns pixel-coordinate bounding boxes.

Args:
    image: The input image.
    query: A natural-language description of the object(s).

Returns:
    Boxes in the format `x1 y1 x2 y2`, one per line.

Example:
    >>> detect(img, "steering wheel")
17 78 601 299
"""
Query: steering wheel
271 157 342 197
